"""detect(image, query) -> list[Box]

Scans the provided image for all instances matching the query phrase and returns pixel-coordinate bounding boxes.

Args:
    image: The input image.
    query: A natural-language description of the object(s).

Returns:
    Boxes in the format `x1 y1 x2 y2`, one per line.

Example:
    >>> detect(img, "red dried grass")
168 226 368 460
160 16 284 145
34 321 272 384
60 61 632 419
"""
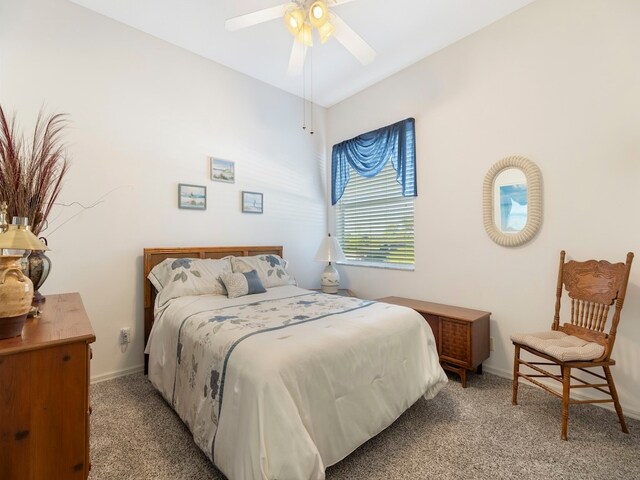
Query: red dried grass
0 105 69 236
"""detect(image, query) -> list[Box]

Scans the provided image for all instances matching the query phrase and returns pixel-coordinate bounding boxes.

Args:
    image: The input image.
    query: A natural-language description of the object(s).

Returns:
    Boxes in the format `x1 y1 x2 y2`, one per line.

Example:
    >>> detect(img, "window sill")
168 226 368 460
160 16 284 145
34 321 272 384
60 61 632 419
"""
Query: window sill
336 260 415 272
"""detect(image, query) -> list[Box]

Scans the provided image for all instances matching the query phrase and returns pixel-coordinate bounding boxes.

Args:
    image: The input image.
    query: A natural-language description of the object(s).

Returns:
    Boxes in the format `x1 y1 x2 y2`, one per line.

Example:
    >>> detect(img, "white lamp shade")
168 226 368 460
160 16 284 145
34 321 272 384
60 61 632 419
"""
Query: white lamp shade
315 234 345 262
317 21 335 43
284 7 305 35
309 1 329 28
296 23 313 46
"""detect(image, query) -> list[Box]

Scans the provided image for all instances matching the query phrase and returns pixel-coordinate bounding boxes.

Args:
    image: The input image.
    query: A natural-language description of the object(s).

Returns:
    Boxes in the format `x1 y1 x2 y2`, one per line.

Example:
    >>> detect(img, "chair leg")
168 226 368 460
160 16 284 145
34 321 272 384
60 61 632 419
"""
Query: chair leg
603 366 629 434
561 366 571 441
512 345 520 405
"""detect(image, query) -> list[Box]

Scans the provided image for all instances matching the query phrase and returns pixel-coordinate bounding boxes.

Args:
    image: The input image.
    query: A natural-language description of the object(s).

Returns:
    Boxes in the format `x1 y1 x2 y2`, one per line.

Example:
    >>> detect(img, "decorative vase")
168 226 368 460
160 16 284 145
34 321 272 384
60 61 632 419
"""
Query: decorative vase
320 263 340 294
27 237 51 304
0 255 34 339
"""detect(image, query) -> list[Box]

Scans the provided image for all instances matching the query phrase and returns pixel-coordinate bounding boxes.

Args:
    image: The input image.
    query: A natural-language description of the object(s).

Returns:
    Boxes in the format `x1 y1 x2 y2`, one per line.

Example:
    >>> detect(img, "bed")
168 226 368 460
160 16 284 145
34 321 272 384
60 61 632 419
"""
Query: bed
143 246 447 480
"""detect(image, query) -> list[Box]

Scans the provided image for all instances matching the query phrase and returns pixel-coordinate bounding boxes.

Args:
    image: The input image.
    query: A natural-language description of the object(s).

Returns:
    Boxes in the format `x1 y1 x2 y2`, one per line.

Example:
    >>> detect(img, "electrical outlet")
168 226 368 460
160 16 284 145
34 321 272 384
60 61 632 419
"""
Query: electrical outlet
490 336 495 351
120 327 131 345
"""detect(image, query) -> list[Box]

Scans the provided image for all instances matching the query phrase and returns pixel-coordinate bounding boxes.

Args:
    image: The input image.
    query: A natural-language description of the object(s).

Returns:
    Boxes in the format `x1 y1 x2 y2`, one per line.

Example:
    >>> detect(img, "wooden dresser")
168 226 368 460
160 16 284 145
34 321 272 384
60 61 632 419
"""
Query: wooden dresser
378 297 490 388
0 293 95 479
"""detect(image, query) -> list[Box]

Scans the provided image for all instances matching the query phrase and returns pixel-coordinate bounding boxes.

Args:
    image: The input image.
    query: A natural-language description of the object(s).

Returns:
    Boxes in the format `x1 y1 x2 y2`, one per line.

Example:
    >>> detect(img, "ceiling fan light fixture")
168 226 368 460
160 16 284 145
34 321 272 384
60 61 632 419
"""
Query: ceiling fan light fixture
284 7 305 35
308 1 329 28
317 21 335 43
296 23 314 46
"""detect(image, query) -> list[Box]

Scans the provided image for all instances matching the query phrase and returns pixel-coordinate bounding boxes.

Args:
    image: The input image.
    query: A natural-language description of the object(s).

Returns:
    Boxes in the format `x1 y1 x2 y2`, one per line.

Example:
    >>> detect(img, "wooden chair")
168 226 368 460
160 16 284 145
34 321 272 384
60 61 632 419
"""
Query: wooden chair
511 250 634 440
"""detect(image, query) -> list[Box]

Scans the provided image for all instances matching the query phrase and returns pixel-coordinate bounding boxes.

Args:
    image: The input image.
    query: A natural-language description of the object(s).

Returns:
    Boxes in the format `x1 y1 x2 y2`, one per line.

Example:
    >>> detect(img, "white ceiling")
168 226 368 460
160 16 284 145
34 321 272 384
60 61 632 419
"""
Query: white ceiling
69 0 536 107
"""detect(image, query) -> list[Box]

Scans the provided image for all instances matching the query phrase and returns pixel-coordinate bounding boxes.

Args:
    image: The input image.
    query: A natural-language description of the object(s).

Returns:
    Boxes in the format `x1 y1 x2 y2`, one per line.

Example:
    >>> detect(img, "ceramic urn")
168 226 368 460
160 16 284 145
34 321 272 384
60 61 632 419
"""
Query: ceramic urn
0 255 34 339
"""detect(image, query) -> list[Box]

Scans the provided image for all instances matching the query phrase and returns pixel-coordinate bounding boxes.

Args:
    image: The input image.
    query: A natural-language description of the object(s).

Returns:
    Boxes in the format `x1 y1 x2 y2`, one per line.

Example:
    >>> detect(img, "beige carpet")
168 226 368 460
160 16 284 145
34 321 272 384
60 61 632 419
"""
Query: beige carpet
89 372 639 479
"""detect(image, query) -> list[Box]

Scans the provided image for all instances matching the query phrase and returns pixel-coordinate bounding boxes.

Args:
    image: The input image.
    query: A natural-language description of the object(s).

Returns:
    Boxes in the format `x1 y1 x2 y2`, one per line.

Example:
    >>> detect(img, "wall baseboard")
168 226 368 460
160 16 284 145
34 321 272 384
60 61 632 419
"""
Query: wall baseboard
91 364 144 384
482 365 640 421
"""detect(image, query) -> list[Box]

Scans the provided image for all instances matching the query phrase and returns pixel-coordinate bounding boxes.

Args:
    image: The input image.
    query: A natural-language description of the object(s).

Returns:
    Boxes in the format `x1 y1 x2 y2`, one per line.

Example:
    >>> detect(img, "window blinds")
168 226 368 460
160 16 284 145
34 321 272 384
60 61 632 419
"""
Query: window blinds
336 160 415 266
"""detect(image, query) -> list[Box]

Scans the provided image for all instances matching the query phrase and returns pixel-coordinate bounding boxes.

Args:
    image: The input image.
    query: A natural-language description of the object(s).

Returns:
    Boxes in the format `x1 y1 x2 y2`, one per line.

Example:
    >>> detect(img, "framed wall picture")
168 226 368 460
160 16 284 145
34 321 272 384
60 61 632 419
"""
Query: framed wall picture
210 157 235 183
242 191 263 214
178 183 207 210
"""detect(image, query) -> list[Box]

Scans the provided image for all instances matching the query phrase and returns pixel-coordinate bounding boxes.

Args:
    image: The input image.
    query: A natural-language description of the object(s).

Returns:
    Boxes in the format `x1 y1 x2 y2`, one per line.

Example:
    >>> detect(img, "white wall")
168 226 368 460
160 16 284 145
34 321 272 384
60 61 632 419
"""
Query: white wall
327 0 640 416
0 0 327 380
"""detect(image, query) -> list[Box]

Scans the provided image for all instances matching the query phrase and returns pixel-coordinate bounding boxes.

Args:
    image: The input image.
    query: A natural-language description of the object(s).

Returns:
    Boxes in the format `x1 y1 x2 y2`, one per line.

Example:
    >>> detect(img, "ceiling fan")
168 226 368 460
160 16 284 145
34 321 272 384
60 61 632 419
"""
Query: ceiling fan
225 0 376 76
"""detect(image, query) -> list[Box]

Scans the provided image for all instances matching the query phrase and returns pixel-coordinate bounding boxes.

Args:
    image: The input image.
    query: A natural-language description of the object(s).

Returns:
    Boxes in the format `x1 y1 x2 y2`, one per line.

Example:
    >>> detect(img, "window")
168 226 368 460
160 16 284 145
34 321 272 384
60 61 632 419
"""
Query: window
332 118 416 268
336 160 415 267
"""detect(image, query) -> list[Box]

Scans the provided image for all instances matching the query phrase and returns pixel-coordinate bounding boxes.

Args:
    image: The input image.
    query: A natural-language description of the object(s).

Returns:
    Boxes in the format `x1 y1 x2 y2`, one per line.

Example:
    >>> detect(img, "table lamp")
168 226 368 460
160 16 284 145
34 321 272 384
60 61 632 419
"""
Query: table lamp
314 233 345 293
0 222 49 339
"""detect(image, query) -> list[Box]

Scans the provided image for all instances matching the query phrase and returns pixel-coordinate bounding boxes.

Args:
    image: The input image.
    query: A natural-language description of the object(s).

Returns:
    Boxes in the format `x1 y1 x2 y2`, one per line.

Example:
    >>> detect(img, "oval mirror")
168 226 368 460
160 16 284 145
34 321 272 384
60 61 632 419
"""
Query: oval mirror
482 156 542 247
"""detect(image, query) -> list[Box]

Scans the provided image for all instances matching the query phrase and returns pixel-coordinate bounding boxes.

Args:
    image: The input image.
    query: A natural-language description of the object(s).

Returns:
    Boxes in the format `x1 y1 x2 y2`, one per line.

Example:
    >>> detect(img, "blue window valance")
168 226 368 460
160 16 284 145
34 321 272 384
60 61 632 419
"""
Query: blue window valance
331 117 416 205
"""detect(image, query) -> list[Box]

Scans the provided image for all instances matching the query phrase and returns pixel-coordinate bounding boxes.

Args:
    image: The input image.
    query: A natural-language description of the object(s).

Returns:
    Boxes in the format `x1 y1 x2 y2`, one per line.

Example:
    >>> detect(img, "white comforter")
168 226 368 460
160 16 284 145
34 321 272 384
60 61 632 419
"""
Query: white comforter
146 286 446 480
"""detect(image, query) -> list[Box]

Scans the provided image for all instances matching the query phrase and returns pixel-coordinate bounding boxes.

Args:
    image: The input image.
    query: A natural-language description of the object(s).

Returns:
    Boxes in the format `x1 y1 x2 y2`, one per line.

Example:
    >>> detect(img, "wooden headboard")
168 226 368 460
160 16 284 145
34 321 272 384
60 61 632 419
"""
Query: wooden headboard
143 245 283 373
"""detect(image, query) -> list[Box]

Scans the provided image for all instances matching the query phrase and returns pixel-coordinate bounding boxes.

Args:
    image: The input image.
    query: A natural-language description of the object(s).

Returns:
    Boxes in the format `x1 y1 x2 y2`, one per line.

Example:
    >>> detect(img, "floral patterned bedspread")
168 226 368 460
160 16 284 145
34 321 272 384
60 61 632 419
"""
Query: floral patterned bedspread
172 290 373 456
147 286 446 480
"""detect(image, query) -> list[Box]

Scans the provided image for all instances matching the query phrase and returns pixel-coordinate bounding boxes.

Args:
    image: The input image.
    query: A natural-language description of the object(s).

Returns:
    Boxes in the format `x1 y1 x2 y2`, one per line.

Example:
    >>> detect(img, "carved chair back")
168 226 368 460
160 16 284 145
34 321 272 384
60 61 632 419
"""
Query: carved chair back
553 251 634 361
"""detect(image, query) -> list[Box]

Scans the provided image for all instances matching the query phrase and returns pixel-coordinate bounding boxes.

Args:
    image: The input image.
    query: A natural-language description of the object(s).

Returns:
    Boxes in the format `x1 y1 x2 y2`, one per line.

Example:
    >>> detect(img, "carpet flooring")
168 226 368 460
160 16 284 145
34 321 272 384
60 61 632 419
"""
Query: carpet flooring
88 372 639 480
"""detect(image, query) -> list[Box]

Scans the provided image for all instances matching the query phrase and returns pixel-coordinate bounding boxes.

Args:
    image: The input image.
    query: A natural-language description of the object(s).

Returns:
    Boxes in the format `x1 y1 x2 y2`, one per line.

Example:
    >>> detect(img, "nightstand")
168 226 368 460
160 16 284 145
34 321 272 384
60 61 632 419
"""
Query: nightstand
310 288 356 297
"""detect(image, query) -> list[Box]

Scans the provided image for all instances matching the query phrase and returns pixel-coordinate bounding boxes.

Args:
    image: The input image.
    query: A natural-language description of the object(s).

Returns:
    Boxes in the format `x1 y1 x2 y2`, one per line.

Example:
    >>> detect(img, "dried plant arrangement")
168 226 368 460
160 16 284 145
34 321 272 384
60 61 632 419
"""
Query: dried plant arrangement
0 104 70 236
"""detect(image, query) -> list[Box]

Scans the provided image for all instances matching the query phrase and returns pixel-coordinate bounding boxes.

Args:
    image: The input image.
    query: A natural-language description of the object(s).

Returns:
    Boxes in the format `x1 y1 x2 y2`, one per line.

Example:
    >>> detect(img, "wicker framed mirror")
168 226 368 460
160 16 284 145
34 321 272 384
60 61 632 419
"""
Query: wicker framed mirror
482 156 542 247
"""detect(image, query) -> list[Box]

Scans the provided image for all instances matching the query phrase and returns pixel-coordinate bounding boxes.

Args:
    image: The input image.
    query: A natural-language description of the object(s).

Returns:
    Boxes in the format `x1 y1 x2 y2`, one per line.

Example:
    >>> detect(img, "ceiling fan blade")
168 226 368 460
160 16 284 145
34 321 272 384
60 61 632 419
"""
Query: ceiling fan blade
333 0 360 5
331 13 376 65
288 39 307 76
225 2 292 31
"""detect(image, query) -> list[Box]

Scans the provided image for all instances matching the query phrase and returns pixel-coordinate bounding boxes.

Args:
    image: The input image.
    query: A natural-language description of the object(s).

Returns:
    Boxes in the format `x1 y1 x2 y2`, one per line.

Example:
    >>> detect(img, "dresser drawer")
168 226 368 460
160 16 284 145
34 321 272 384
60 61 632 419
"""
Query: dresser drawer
0 342 89 479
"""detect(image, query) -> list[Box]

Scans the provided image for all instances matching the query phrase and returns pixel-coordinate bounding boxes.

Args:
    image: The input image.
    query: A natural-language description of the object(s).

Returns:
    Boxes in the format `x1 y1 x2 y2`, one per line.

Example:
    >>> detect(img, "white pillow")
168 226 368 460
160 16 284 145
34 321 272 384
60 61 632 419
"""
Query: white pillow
149 257 232 305
148 260 170 292
231 254 292 288
281 259 298 286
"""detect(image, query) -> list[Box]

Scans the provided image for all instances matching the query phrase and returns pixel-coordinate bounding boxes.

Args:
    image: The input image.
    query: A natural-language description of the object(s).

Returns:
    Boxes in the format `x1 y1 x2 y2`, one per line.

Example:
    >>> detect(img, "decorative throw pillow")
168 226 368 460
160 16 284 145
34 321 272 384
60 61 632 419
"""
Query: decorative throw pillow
220 270 267 299
150 257 232 305
231 254 291 288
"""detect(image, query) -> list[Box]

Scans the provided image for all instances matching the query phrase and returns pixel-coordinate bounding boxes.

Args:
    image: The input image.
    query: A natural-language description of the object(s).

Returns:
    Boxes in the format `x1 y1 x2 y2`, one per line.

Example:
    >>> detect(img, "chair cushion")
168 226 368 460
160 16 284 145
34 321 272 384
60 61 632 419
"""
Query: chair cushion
510 330 605 362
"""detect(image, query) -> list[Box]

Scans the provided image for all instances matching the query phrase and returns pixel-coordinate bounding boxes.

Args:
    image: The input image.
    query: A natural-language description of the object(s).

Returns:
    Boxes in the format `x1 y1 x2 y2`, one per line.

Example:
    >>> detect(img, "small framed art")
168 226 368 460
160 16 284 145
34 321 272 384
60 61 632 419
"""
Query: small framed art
210 157 235 183
242 191 263 214
178 183 207 210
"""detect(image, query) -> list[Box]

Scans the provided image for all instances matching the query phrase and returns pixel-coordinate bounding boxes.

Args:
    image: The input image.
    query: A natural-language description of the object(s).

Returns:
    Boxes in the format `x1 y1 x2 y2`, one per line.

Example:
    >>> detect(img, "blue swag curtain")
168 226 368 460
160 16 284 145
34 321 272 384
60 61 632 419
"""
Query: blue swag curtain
331 117 416 205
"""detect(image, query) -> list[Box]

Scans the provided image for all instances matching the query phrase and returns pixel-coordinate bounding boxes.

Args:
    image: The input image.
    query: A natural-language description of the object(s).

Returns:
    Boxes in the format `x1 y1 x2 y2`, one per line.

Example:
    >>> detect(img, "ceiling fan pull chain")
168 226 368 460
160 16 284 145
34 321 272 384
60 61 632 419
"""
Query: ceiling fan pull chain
310 45 314 135
302 46 307 131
